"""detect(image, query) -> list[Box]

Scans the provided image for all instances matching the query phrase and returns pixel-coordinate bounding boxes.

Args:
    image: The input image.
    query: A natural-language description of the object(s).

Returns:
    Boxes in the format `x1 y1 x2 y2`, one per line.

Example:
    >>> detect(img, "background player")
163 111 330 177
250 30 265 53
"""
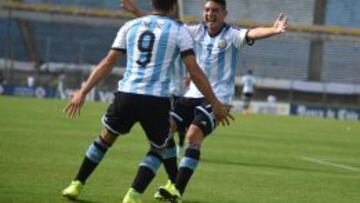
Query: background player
240 69 256 114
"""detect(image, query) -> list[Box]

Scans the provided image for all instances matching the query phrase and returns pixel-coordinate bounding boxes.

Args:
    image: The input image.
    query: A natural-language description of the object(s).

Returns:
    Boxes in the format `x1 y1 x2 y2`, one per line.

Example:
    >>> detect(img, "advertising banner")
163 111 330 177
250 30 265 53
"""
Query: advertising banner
0 85 56 98
232 100 290 116
0 84 114 103
290 104 360 121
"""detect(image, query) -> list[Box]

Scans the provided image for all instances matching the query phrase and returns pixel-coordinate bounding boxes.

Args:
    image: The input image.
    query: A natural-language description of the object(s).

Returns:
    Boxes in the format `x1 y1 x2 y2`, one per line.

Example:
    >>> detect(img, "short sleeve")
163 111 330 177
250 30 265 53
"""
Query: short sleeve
184 24 202 37
111 22 129 52
177 25 195 53
230 27 250 49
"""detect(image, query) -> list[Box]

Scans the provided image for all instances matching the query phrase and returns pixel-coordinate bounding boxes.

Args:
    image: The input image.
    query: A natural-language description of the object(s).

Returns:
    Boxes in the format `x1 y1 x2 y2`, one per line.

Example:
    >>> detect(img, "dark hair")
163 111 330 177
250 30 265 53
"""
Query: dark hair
151 0 177 12
207 0 227 9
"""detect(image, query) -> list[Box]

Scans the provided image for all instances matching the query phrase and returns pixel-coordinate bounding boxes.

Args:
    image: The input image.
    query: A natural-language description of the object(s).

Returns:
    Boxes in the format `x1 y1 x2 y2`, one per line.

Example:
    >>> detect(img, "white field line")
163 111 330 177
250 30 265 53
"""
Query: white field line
300 156 360 172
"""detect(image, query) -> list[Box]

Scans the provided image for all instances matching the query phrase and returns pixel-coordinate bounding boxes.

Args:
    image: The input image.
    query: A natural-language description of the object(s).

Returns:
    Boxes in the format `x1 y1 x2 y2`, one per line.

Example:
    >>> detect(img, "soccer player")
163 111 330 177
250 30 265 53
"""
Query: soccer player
61 0 232 202
123 0 288 202
121 0 190 156
240 69 256 114
170 70 190 155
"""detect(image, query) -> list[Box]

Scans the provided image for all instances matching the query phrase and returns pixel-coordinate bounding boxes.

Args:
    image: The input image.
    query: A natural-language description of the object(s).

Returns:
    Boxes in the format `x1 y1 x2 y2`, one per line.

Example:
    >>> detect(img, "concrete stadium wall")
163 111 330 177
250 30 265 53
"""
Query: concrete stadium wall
183 0 315 25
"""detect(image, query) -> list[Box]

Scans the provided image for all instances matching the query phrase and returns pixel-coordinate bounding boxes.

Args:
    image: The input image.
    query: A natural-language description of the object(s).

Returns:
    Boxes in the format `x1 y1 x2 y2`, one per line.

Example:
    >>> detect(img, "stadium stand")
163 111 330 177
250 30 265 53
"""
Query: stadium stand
0 0 359 108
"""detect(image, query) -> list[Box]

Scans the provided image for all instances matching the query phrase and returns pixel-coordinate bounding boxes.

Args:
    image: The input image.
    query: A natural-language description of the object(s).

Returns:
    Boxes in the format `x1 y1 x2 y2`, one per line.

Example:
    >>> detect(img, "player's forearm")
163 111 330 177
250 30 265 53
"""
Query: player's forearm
247 27 279 40
189 68 219 106
126 7 146 17
80 64 112 95
183 54 220 105
122 0 147 17
132 8 146 17
80 51 118 95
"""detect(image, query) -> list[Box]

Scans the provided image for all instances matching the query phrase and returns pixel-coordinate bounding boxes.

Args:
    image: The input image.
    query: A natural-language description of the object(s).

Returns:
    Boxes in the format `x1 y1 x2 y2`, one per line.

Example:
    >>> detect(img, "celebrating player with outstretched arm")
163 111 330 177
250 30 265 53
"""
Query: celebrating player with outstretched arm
61 0 232 202
121 0 288 202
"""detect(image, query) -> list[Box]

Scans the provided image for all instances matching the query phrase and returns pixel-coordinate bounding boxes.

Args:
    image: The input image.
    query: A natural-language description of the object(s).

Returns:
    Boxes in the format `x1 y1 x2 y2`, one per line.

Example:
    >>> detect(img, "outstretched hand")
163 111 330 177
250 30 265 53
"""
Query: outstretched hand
63 90 86 118
273 13 288 33
212 102 235 126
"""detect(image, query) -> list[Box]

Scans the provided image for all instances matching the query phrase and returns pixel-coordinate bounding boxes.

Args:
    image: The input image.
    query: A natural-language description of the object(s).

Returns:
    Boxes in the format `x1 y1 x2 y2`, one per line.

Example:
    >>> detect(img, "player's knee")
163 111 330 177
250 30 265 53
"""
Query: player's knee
149 144 165 155
186 125 204 145
170 119 178 133
100 128 118 145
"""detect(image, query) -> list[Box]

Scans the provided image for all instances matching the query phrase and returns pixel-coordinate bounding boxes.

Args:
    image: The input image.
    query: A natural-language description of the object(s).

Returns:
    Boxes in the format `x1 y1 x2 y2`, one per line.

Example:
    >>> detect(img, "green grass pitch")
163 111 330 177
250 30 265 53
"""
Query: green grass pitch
0 96 359 203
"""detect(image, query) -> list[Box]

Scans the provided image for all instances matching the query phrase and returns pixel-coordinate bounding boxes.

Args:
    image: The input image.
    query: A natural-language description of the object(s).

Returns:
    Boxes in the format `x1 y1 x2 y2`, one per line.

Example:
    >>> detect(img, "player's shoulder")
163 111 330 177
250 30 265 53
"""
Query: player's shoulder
227 24 247 32
224 24 250 42
123 17 143 27
174 19 185 26
153 15 182 25
187 22 203 28
183 22 206 34
172 19 188 31
158 16 186 29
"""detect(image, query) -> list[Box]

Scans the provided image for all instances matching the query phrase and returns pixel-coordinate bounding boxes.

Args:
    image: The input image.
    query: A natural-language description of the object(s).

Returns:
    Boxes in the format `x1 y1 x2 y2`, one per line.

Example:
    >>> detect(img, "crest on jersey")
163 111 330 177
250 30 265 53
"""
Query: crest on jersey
218 39 227 49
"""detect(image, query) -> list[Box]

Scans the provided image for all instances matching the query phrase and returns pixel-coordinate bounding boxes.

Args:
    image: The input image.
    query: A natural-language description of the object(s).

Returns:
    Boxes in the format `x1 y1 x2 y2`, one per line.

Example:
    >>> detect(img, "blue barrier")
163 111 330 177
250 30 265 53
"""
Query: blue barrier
290 104 360 121
0 84 114 103
0 84 57 98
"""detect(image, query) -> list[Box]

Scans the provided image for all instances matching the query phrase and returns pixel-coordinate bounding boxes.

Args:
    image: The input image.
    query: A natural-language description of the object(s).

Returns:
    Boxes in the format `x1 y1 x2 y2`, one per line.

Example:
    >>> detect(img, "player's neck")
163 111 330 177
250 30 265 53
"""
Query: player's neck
151 10 170 17
208 23 225 37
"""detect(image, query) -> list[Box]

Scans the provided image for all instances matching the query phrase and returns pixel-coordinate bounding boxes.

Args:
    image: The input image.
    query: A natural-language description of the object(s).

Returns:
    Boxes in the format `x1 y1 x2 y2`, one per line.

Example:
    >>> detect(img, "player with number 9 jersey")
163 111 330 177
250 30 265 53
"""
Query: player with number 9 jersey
112 15 194 97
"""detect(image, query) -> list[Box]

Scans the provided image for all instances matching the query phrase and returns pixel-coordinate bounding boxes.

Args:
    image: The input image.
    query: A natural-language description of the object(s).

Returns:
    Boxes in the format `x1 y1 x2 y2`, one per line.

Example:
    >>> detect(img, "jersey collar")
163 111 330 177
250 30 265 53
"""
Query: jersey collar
203 22 230 38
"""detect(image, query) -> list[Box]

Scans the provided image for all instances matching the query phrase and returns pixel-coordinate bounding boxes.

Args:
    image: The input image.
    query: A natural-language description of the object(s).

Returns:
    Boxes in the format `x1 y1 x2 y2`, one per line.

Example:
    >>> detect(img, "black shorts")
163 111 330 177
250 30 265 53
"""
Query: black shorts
170 97 216 136
102 92 171 148
243 92 253 100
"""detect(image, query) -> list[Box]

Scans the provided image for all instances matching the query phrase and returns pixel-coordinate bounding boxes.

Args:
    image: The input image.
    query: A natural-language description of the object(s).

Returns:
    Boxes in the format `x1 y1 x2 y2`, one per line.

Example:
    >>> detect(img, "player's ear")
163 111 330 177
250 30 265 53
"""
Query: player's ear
224 9 228 17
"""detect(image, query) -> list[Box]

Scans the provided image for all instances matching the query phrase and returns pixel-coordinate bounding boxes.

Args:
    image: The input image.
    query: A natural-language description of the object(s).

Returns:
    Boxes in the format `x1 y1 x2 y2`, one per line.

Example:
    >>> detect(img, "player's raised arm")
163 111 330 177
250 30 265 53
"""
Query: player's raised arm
64 50 122 118
246 13 288 40
121 0 147 17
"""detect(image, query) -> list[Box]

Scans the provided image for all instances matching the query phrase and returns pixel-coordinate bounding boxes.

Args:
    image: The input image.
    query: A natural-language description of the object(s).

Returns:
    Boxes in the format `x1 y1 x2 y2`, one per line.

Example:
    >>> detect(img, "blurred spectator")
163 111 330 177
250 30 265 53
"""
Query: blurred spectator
0 71 4 84
57 72 66 100
267 94 277 104
0 71 4 95
266 94 277 114
27 75 35 88
241 70 256 114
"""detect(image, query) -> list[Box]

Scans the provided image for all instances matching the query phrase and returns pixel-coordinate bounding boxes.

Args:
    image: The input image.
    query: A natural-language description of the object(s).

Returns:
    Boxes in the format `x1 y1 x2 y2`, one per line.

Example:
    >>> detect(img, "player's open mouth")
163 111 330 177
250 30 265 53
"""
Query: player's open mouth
206 15 217 23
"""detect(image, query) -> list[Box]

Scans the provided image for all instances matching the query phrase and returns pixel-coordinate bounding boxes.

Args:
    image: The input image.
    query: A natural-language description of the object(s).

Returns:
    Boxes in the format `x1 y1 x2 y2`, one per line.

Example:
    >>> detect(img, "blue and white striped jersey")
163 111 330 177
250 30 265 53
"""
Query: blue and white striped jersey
169 55 188 96
112 15 194 97
183 23 249 104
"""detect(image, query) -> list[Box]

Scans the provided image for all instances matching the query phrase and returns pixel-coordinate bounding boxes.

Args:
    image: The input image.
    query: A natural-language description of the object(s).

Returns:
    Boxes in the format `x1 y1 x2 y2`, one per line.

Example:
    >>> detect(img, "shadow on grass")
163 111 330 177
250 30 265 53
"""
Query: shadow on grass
201 158 347 174
63 198 100 203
